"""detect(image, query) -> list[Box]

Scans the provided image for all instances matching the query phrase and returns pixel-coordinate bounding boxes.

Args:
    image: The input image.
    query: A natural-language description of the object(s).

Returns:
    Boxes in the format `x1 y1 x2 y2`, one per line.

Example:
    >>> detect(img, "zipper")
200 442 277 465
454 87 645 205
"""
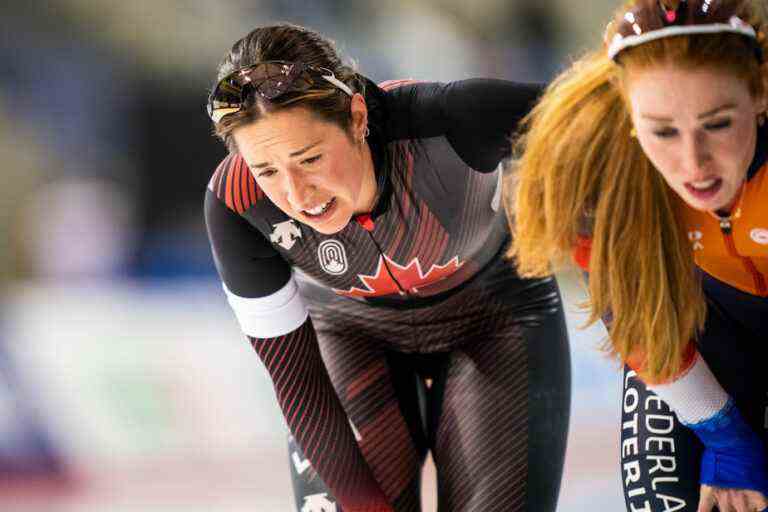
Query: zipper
356 214 409 297
718 218 767 295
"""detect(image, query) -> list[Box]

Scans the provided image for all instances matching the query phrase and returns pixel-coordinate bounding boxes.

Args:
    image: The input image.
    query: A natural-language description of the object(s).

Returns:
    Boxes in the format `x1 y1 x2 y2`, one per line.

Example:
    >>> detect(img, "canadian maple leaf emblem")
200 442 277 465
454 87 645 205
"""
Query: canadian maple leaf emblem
334 255 463 298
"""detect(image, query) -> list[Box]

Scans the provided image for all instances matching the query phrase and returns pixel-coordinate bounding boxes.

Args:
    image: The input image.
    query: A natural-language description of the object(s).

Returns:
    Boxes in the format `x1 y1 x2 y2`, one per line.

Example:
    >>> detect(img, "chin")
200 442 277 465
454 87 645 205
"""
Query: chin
682 191 732 213
313 224 346 235
310 216 350 235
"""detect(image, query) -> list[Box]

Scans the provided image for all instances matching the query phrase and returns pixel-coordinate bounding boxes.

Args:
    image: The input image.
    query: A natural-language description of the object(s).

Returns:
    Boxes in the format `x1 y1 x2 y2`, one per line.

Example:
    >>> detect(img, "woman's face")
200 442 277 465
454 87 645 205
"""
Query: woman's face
232 96 374 234
626 64 765 212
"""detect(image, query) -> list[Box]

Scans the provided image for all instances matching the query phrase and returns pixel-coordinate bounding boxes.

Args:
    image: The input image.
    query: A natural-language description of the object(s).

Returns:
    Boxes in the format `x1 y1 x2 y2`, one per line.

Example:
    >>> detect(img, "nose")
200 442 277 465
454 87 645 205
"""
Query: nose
285 168 314 210
682 131 710 179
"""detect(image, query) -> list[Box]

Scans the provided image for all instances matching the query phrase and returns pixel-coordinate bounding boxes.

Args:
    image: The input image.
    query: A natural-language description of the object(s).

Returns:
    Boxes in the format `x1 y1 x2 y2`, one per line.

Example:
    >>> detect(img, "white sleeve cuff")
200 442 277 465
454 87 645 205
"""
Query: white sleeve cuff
648 353 730 426
222 277 309 339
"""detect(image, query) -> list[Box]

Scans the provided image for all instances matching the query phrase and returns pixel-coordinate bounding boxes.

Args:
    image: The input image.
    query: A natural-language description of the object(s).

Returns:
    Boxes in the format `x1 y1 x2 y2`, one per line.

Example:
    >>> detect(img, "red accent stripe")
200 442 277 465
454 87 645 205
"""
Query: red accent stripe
283 350 313 427
626 341 698 384
679 341 697 375
573 235 592 271
426 211 442 266
256 335 283 376
347 364 388 400
407 208 426 263
252 325 394 512
359 402 417 498
233 160 244 214
248 169 257 204
389 216 407 256
302 382 329 454
285 361 313 428
209 154 265 213
424 209 446 267
225 165 235 211
434 233 449 272
415 204 433 263
239 161 249 213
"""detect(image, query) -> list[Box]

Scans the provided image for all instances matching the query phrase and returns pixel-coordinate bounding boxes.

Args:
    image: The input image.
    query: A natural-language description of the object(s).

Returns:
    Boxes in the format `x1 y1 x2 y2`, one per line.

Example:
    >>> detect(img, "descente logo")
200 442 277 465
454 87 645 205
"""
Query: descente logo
301 493 337 512
270 220 302 250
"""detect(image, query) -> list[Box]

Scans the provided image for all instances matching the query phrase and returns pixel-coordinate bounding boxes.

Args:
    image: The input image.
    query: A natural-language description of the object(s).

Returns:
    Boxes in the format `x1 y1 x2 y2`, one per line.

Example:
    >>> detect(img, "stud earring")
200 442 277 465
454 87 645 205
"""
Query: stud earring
758 113 766 127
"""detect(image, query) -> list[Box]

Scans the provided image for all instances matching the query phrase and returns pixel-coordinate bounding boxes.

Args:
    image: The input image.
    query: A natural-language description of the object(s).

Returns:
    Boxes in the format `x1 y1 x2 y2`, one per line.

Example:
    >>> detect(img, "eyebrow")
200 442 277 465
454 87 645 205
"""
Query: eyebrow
250 140 323 169
641 103 737 122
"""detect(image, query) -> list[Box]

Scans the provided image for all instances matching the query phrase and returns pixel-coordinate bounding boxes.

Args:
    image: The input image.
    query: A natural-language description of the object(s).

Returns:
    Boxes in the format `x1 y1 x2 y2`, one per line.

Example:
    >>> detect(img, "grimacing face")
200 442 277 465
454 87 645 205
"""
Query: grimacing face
626 64 766 212
232 95 376 234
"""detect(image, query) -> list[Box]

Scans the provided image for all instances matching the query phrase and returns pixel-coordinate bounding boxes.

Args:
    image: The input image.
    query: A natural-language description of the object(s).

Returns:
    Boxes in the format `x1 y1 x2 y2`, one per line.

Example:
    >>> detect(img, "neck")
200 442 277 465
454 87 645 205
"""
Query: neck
712 180 746 218
355 142 378 214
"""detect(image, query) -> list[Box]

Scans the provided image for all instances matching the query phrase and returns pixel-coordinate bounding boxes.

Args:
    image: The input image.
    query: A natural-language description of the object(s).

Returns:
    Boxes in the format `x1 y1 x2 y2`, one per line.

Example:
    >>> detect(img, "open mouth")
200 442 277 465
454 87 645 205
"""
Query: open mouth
302 197 336 220
685 178 722 201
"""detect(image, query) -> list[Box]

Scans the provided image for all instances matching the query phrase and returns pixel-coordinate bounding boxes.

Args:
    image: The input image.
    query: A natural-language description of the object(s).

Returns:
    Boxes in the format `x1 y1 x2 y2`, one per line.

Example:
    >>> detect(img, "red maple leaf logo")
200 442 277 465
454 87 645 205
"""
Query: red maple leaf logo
334 255 464 298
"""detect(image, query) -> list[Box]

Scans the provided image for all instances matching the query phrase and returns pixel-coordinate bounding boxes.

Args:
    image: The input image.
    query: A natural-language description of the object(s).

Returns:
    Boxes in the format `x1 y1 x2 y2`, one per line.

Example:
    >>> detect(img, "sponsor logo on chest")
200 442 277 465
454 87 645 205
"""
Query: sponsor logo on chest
301 493 337 512
689 226 768 250
270 220 302 251
750 228 768 246
687 230 704 251
317 239 348 275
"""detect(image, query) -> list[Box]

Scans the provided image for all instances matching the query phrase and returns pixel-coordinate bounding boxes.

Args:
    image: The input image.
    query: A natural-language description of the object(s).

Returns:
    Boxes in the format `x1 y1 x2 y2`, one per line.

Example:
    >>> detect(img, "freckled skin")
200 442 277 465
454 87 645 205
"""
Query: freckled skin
627 65 766 212
233 95 376 234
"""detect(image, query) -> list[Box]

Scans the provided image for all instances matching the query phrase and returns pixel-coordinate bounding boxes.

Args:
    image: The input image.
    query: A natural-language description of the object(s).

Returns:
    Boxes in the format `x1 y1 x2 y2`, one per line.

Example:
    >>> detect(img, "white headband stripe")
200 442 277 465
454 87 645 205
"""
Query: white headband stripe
321 74 354 96
608 17 758 60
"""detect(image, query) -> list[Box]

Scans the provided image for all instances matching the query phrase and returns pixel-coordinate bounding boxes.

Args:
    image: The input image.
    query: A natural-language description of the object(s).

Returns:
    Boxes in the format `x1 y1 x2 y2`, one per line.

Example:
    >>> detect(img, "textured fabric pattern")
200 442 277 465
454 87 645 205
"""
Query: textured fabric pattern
297 261 569 512
648 352 729 426
433 321 529 512
250 319 393 512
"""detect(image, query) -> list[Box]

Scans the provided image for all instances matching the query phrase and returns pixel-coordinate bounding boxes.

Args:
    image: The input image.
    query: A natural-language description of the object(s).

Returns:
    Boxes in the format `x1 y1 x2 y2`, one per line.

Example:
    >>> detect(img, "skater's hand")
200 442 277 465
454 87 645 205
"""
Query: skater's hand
697 485 768 512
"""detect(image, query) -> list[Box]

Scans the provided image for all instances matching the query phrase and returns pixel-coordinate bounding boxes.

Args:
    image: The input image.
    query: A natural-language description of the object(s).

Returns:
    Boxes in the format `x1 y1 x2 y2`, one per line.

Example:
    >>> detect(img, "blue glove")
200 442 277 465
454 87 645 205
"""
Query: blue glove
689 398 768 495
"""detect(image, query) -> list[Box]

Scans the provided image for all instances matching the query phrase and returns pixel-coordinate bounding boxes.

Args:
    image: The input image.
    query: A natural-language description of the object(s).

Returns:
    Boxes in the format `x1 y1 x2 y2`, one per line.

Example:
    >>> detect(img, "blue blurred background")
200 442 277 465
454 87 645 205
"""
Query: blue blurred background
1 1 625 510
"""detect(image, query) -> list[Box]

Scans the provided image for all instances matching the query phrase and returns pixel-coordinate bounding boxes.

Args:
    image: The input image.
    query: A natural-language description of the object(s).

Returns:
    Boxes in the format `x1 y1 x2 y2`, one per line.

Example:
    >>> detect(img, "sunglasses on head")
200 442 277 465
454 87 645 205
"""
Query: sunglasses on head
606 0 760 61
207 60 354 123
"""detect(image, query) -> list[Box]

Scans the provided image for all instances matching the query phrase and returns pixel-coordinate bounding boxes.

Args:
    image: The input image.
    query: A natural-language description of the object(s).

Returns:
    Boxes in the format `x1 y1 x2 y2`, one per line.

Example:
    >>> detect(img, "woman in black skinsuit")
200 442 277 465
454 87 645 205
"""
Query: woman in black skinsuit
204 23 570 512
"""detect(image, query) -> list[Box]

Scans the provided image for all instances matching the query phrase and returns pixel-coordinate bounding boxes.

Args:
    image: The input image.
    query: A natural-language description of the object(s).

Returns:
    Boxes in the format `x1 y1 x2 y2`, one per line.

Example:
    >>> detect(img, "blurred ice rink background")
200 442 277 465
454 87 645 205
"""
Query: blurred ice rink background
1 1 626 510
